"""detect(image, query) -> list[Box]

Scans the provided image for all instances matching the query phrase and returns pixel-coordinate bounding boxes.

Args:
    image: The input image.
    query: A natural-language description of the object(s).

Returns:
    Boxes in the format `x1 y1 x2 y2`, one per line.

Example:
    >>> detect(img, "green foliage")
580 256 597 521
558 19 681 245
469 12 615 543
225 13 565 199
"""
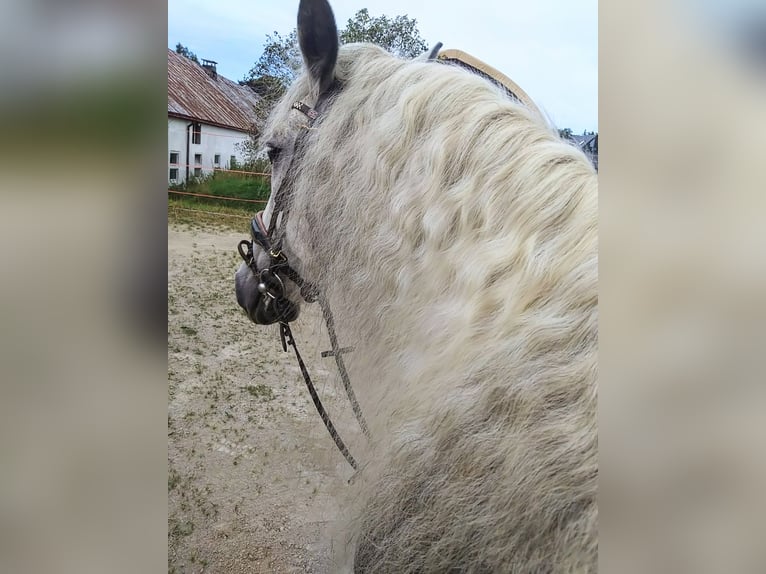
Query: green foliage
242 31 301 101
248 155 271 175
175 42 199 64
245 9 428 96
233 140 272 175
340 9 428 58
239 31 303 154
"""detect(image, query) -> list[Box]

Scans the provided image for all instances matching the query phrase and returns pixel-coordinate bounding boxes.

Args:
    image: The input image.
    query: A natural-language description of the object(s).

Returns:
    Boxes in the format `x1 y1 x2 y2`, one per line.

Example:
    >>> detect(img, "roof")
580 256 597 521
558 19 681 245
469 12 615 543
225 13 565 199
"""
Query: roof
570 134 595 145
167 49 261 133
567 133 598 171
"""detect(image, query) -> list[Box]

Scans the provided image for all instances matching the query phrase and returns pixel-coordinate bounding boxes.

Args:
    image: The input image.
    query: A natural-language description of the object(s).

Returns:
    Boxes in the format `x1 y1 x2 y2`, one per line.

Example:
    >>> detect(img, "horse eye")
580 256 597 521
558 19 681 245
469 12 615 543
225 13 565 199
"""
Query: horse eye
266 146 282 164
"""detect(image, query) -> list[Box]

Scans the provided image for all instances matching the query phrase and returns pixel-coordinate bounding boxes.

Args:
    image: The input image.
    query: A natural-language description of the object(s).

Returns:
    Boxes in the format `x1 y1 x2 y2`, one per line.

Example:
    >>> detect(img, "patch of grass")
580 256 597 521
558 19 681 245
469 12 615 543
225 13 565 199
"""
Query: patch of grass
168 468 181 491
170 519 194 537
168 198 253 231
167 170 269 230
170 170 271 203
244 384 275 401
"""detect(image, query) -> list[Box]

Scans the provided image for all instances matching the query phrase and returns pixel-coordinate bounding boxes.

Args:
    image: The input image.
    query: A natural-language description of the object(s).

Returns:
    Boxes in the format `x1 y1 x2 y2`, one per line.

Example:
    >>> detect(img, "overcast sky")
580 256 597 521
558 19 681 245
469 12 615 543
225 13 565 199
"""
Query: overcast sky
168 0 597 132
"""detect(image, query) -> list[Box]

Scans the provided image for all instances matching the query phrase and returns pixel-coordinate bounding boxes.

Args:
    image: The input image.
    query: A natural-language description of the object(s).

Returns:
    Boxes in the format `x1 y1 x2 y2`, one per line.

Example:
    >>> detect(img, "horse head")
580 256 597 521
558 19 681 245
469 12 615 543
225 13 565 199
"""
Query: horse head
234 0 343 326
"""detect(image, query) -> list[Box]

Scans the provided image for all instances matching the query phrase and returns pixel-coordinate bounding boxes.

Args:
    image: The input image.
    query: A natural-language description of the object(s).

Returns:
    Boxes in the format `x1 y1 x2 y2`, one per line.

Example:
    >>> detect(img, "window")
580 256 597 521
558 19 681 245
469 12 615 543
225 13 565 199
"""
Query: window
230 155 236 167
194 153 202 165
169 152 180 183
191 122 201 144
193 167 202 177
214 154 221 166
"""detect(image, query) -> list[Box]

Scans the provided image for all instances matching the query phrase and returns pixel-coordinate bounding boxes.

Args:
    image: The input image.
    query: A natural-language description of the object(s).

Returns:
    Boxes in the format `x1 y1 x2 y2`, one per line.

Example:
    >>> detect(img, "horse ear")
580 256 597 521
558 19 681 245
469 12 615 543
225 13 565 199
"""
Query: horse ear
297 0 339 97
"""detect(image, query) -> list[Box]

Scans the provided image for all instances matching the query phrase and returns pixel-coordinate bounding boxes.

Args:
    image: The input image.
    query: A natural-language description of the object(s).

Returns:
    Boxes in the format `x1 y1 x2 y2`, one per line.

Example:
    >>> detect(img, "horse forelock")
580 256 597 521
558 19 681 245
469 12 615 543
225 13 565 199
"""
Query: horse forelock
263 41 598 572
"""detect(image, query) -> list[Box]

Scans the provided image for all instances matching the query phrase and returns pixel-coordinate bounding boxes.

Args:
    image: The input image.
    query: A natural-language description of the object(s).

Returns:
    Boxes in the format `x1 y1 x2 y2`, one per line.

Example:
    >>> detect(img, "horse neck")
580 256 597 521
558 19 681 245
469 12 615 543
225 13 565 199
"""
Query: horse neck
290 58 597 372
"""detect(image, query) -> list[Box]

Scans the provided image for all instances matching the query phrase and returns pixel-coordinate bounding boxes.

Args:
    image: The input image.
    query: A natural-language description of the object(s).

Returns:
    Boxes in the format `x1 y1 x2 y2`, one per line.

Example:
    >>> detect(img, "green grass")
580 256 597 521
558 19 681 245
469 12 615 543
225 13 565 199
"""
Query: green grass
169 519 194 537
168 197 253 230
244 384 275 401
168 197 252 216
169 170 271 208
168 468 181 491
167 170 268 230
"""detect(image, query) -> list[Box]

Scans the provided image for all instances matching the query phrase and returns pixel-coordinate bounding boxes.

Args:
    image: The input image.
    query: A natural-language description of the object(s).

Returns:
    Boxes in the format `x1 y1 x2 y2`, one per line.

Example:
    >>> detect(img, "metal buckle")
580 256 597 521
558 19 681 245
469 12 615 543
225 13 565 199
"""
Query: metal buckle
292 101 319 122
257 268 285 300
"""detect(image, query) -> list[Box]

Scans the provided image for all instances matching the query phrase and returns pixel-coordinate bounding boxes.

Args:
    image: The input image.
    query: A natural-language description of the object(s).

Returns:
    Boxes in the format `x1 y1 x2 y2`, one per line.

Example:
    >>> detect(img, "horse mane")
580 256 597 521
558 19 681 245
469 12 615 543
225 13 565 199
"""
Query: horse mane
263 43 598 572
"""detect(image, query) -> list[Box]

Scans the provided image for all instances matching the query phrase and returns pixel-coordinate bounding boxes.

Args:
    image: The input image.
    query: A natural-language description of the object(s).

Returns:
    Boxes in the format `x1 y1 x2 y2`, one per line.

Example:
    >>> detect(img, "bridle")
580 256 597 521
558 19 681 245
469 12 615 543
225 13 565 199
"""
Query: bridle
237 90 370 471
237 209 317 316
235 97 332 316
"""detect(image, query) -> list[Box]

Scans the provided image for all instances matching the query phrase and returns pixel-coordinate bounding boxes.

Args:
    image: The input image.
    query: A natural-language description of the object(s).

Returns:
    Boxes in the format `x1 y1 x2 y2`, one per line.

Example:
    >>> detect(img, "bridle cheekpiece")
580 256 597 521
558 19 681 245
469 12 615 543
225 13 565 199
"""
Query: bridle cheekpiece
237 98 326 319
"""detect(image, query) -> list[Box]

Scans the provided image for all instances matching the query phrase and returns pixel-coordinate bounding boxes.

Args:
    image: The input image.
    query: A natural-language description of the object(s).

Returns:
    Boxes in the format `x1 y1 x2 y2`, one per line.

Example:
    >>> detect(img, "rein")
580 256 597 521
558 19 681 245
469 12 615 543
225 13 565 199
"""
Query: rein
279 322 360 470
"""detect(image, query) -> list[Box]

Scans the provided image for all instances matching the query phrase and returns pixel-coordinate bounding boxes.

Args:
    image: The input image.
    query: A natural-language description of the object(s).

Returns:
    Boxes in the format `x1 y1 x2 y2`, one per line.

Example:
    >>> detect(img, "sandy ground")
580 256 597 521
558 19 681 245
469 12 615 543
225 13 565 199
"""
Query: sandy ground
168 217 360 573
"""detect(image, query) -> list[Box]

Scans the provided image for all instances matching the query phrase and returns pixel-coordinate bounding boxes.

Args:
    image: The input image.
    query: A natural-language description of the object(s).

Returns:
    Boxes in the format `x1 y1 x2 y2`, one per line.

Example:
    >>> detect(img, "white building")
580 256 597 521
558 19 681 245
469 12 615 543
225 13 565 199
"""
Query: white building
167 50 261 184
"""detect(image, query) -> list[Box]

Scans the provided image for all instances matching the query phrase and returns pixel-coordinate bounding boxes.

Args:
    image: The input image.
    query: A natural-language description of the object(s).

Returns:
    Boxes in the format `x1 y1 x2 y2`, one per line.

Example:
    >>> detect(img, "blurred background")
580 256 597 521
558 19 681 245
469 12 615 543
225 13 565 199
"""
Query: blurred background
0 0 763 572
600 0 765 572
0 1 167 572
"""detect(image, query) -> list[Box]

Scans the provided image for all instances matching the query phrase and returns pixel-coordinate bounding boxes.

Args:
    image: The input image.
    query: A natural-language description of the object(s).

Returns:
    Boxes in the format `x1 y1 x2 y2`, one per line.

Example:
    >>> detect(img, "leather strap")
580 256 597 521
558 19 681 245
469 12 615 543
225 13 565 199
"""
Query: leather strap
280 322 359 470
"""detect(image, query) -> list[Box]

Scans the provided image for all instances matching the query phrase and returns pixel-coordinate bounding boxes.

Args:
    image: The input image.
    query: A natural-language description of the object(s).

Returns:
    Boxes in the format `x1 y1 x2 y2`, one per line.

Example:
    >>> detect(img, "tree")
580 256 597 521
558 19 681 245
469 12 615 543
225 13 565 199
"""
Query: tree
559 128 573 140
239 31 303 140
239 10 429 164
340 9 428 58
243 10 428 93
244 9 428 92
175 43 199 64
241 31 302 100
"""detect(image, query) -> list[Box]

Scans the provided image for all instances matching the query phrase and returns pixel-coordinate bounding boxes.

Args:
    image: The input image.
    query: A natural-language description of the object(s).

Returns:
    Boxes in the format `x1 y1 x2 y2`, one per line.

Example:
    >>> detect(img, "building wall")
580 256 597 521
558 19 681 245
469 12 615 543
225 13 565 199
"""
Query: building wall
167 118 253 184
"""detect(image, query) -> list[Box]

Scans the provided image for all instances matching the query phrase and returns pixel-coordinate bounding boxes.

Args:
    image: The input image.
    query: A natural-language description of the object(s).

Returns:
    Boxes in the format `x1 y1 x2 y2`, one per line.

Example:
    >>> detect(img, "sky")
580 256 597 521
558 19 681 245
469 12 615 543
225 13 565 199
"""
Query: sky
168 0 597 133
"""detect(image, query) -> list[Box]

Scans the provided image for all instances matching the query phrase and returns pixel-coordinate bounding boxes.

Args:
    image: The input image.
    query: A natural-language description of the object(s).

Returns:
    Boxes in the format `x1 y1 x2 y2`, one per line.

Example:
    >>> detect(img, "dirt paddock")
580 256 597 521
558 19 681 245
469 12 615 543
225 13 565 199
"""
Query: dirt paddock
168 216 360 573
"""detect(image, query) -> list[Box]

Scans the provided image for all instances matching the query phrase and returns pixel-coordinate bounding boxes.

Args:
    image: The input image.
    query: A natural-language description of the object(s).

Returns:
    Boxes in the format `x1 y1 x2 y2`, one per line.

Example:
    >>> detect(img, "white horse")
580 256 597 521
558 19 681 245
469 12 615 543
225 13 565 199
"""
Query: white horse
235 0 598 571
